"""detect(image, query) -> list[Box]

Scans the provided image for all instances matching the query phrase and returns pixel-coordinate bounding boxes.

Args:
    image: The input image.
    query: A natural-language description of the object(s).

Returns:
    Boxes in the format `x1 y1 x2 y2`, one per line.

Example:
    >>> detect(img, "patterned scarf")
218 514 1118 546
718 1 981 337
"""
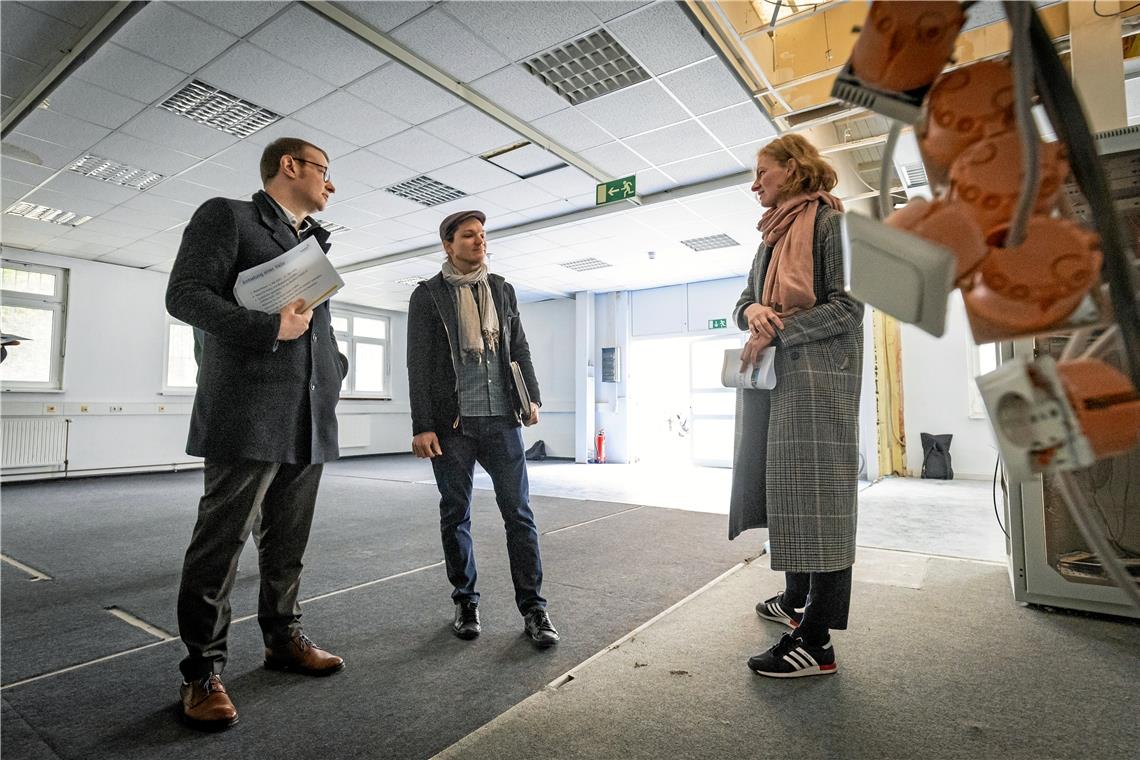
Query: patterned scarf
757 191 844 317
441 260 499 362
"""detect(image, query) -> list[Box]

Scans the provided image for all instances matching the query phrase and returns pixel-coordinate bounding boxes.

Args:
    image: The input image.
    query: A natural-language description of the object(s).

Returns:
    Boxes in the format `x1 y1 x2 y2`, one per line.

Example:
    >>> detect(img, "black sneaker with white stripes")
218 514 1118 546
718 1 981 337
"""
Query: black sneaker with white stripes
754 593 803 628
747 632 837 678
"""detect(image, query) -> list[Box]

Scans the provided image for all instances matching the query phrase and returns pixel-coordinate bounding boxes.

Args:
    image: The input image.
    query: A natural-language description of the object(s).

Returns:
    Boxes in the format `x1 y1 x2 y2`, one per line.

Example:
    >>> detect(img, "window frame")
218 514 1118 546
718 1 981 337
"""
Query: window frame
162 316 198 395
967 339 999 419
331 304 391 399
0 259 68 391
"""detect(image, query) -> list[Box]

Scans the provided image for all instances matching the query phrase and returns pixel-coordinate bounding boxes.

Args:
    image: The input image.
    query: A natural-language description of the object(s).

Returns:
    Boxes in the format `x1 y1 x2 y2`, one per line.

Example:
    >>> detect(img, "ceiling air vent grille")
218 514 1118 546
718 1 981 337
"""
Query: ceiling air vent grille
67 154 164 190
560 257 612 272
524 28 650 106
900 161 929 188
395 277 427 287
681 234 739 251
159 80 281 138
4 201 91 226
385 176 466 207
315 219 350 234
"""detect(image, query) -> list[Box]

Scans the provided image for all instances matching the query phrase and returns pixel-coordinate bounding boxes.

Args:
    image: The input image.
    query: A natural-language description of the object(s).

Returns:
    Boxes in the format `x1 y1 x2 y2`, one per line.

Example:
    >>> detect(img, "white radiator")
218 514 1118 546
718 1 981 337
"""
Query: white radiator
2 417 68 468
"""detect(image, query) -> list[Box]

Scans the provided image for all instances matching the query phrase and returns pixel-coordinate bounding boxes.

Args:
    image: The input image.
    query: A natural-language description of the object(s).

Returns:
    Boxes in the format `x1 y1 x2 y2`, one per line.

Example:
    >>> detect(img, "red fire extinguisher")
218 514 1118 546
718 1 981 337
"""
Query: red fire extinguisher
595 428 606 464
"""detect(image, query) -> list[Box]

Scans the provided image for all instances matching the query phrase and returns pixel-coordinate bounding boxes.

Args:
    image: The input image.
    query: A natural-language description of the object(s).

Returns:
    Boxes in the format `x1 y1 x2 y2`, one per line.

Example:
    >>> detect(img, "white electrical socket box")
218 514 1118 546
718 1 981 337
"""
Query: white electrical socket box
976 356 1096 483
841 213 956 337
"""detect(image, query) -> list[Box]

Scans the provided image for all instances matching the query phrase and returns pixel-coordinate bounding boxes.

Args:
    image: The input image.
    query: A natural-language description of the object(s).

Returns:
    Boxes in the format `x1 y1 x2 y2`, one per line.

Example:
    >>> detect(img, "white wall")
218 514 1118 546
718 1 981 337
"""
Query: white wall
518 298 575 458
0 246 413 479
899 293 998 479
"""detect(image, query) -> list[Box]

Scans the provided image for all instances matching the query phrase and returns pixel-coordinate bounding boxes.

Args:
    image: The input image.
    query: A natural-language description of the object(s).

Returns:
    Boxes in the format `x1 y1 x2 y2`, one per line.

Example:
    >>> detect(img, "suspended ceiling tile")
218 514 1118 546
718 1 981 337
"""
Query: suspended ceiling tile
239 118 357 160
72 44 187 104
0 3 79 67
293 91 409 146
584 1 656 23
428 157 518 195
523 164 597 199
369 128 467 173
198 42 334 115
336 1 432 32
322 177 373 204
623 120 720 166
12 109 109 152
658 150 747 186
2 133 82 170
580 141 650 178
99 204 184 232
210 140 265 173
660 58 752 116
634 167 673 195
475 181 560 213
119 191 198 220
119 107 239 159
420 106 522 155
329 226 389 251
249 5 388 87
338 187 424 218
575 81 687 139
1 178 34 208
40 171 140 206
43 79 147 131
330 148 415 189
79 216 166 242
729 138 773 168
0 216 66 247
95 249 172 267
390 8 509 82
347 64 463 126
22 187 114 218
471 65 569 122
114 3 238 74
1 52 43 101
176 161 247 192
1 155 55 187
89 132 200 176
531 108 612 152
41 238 117 258
358 218 426 243
31 1 118 29
444 1 601 62
314 203 384 230
700 102 778 148
175 1 286 37
608 0 715 76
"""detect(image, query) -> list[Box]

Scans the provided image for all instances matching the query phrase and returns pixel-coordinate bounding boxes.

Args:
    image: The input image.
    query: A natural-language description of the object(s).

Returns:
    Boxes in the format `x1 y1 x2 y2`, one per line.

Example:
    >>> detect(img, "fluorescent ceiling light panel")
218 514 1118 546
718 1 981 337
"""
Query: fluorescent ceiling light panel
159 80 281 138
395 276 427 287
67 154 165 190
680 234 739 251
385 176 467 207
560 257 612 271
4 201 92 226
524 29 650 106
483 142 567 179
315 219 350 234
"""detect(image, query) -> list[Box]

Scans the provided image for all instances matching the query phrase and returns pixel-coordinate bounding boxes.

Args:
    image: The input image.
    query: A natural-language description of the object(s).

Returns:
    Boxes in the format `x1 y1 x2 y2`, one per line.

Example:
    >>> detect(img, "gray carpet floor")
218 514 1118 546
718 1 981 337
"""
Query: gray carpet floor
1 469 757 759
438 548 1140 760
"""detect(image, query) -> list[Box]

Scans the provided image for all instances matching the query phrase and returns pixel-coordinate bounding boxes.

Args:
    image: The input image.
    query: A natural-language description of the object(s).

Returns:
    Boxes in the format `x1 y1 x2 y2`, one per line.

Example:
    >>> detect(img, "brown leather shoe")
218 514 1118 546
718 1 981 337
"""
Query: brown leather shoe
180 674 238 730
264 633 344 676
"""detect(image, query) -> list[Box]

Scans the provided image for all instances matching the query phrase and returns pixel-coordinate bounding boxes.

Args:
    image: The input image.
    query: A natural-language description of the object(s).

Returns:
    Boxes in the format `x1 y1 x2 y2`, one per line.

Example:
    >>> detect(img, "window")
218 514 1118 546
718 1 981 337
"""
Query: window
968 340 999 418
164 317 198 392
1 261 68 390
331 306 390 397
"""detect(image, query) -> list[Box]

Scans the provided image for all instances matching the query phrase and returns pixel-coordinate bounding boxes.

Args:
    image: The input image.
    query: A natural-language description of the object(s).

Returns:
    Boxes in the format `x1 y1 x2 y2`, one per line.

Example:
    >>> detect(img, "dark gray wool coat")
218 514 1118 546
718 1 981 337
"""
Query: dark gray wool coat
166 191 348 465
729 202 865 573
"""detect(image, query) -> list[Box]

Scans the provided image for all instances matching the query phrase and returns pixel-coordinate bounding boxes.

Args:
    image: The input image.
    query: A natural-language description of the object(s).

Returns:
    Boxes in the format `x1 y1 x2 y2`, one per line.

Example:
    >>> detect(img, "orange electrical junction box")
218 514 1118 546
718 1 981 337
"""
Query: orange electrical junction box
918 60 1015 183
848 0 966 94
885 197 988 286
1055 359 1140 459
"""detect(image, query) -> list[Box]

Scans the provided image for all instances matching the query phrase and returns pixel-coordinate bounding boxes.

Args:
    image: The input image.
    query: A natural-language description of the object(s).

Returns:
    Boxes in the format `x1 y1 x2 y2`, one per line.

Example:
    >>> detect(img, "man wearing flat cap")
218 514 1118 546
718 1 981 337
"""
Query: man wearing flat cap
407 210 559 648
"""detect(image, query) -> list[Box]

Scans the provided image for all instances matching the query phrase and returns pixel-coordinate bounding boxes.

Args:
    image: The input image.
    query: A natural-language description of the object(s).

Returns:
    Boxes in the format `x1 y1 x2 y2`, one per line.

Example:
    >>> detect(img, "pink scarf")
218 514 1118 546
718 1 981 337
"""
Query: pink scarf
757 191 844 317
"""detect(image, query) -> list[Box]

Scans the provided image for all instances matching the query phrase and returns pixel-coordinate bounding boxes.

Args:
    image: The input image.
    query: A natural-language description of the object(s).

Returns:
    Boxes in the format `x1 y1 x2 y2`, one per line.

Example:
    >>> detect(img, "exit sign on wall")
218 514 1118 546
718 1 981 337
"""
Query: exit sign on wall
709 319 728 329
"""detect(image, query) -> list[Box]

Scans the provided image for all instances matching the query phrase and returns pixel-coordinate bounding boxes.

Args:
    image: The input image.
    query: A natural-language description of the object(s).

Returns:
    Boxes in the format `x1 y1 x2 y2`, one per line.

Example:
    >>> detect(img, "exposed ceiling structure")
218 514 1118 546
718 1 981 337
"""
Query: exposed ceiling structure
1 1 1137 310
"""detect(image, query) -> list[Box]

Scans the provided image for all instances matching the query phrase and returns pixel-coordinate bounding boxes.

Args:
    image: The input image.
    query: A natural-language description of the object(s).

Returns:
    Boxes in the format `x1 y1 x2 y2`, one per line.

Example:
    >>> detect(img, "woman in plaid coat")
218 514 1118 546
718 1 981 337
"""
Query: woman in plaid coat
729 134 864 678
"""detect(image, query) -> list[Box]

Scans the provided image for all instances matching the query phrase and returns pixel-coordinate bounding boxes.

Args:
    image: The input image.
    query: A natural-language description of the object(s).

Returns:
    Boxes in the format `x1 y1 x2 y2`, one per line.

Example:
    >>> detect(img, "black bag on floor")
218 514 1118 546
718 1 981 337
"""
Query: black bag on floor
525 440 547 461
920 433 953 479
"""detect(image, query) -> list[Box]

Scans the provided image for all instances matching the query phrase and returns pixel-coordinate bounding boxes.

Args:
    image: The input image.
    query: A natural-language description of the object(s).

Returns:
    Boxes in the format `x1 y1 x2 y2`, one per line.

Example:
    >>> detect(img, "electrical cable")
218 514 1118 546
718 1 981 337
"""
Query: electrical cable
993 457 1010 539
1054 471 1140 610
1027 8 1140 391
1094 1 1140 18
1003 1 1039 248
879 121 901 220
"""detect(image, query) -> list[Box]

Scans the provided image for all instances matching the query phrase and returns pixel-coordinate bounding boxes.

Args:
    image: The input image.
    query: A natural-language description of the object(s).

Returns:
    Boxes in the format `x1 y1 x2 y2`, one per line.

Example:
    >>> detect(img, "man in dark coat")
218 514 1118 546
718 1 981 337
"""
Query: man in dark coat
407 210 559 648
166 137 348 730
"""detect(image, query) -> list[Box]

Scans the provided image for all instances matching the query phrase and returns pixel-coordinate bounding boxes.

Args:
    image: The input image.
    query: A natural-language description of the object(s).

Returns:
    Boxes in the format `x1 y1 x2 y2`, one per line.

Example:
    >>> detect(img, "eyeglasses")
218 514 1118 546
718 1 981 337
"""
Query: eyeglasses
291 156 331 182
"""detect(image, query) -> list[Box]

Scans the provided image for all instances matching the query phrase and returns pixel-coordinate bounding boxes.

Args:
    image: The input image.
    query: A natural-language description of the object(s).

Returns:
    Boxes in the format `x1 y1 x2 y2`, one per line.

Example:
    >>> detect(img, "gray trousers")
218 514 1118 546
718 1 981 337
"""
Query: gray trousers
177 458 322 680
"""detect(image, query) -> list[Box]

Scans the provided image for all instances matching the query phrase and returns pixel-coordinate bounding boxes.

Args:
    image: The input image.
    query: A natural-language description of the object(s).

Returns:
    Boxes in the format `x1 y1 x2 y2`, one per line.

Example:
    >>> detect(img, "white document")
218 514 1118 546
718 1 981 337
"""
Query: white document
721 347 777 390
233 236 344 314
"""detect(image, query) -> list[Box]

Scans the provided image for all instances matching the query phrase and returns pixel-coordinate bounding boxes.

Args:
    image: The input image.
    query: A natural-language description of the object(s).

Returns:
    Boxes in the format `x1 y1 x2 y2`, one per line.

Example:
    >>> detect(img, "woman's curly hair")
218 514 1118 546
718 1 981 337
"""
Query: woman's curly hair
758 133 838 198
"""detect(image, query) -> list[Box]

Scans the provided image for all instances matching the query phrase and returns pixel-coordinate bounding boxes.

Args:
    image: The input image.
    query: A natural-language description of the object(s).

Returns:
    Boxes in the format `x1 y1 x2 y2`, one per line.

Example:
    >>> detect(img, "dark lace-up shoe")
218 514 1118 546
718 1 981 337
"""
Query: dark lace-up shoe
523 608 560 648
748 632 836 678
264 633 344 676
180 674 238 730
755 593 803 628
452 600 481 640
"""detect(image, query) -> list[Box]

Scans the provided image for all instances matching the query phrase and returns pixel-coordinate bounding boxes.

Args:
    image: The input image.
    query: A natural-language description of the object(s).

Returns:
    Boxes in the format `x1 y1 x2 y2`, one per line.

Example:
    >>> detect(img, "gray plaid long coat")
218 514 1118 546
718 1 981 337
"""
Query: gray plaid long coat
728 202 864 573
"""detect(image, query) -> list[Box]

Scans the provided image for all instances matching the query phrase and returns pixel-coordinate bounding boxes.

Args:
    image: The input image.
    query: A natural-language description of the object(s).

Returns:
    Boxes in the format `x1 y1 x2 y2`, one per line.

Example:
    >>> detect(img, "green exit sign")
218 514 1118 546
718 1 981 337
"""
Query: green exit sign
596 175 636 205
709 318 728 329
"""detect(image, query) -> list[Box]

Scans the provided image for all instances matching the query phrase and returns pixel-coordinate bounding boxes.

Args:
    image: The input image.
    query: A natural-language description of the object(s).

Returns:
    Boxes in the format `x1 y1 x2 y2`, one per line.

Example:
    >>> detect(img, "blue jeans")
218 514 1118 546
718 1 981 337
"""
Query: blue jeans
430 416 546 614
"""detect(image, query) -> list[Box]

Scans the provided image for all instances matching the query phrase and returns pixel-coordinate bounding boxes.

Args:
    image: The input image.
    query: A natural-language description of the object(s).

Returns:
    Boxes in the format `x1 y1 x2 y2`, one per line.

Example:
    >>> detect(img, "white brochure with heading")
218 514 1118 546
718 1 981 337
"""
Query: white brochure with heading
233 236 344 314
